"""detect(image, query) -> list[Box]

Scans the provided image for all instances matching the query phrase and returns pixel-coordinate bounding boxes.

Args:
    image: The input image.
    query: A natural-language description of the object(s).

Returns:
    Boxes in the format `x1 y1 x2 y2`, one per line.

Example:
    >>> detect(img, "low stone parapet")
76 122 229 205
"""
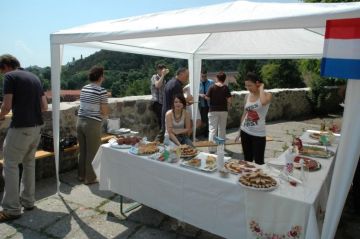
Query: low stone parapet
0 87 343 191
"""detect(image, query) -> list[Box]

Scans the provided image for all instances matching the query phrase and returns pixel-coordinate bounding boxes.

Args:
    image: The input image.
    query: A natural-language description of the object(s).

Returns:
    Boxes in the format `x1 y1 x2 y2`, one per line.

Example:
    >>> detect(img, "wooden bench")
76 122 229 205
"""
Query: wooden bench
0 134 114 165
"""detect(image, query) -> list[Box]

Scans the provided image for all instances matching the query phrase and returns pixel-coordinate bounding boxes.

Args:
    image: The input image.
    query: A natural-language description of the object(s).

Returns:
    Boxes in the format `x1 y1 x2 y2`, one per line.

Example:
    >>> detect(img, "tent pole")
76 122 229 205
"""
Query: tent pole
50 42 63 193
189 56 202 142
321 79 360 239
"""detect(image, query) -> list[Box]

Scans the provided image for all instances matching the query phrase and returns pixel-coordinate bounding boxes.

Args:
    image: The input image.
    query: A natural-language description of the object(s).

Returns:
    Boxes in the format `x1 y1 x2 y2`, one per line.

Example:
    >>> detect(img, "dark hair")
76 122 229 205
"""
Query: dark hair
201 69 207 74
156 63 166 70
0 54 20 70
245 72 262 83
176 67 188 76
171 93 187 110
88 66 104 82
216 71 226 83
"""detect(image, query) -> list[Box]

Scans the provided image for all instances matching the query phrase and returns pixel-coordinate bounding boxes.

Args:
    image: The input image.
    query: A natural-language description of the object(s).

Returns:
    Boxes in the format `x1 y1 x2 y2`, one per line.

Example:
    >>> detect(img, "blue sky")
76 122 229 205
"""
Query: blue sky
0 0 297 67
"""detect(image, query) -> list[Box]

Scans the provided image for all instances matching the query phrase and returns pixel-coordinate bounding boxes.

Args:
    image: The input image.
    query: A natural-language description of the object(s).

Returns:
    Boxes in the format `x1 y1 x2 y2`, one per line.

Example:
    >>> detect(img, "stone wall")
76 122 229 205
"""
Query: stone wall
0 87 343 191
0 87 344 148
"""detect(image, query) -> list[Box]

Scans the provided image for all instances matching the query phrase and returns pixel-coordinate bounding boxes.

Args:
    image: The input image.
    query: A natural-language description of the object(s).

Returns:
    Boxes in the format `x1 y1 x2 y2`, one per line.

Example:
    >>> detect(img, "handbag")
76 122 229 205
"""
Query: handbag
39 134 78 152
39 133 54 152
60 136 78 150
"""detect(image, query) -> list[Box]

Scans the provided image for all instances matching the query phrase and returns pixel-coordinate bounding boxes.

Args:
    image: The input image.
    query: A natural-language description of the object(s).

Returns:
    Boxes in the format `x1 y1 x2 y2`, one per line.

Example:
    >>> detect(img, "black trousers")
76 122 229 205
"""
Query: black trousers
240 130 266 165
199 106 209 136
151 101 163 128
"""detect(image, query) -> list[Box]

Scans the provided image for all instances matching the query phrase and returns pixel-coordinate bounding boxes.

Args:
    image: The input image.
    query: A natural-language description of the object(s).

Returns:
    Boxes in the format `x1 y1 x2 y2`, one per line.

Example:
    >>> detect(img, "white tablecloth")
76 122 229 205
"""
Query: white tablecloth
92 139 336 239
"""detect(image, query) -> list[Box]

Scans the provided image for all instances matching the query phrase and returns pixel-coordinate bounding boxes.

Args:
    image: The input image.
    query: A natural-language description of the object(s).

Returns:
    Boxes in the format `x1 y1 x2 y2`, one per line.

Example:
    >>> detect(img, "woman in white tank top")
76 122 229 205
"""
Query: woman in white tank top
235 72 272 165
164 94 193 146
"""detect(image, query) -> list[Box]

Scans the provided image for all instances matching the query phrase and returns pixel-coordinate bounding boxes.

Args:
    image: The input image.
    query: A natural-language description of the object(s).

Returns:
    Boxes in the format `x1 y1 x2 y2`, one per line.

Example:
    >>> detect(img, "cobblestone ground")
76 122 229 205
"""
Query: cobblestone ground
1 115 359 239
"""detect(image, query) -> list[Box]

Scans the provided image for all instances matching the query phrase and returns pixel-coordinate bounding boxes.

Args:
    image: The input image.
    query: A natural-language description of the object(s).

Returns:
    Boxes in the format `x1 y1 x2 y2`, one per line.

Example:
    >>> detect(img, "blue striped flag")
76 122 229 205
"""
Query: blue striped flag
321 18 360 79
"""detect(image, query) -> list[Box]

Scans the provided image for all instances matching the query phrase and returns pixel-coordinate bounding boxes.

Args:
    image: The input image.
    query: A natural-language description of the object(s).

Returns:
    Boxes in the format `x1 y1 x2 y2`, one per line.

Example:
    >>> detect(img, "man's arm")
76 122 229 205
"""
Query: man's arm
0 94 12 120
41 95 48 112
154 69 168 88
100 103 109 118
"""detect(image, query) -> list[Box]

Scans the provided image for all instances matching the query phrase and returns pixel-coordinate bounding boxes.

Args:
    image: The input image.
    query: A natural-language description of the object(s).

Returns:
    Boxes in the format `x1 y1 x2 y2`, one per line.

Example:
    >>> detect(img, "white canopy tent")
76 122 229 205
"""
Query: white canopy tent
50 1 360 238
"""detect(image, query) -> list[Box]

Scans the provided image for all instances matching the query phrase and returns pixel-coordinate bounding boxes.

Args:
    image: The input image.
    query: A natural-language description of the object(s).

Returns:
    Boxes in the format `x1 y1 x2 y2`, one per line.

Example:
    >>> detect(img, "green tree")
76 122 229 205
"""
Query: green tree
110 81 126 97
261 60 305 89
235 60 262 90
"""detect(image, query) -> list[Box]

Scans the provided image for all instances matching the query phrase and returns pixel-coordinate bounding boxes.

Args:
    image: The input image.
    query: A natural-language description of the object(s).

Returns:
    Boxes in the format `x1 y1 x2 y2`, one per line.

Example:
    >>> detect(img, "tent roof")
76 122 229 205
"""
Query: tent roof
51 1 360 60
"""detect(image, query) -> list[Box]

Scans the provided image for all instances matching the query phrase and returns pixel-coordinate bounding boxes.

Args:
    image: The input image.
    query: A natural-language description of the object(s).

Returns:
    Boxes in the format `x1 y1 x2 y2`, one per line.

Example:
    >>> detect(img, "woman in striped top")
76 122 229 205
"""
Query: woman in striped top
77 66 108 184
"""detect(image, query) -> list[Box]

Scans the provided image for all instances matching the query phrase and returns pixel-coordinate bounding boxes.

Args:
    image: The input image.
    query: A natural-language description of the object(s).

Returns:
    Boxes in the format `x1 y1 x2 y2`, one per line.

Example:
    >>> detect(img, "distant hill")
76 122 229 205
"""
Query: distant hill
58 50 242 97
20 50 319 99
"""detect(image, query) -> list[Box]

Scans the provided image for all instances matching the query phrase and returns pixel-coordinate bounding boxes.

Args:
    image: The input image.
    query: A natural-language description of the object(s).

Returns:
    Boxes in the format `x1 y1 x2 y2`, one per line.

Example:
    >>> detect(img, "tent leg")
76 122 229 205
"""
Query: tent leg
119 195 141 218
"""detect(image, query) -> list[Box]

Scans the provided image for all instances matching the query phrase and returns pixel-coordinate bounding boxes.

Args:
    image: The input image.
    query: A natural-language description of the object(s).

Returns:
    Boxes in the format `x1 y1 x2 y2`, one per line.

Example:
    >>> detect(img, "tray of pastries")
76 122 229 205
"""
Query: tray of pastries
293 156 321 171
180 152 217 172
238 170 278 191
299 145 334 159
224 159 257 174
129 141 163 155
309 131 328 140
177 145 198 158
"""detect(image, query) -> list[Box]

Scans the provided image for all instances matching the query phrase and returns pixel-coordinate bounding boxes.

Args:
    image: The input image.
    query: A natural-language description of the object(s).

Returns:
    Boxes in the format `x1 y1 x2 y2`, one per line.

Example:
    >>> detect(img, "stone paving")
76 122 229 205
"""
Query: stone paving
1 116 360 239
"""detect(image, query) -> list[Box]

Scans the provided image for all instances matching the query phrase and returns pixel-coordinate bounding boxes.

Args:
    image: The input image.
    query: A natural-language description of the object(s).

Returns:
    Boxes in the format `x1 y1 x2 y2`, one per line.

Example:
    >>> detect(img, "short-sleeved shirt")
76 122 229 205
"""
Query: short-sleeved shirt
162 77 183 115
206 84 231 112
199 79 214 107
3 68 44 128
150 74 165 104
241 96 270 137
78 83 108 122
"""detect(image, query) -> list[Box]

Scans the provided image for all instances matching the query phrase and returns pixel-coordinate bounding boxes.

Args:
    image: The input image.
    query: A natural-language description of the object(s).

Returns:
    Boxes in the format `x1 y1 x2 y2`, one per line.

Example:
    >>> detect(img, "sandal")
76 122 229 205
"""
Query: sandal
0 211 21 222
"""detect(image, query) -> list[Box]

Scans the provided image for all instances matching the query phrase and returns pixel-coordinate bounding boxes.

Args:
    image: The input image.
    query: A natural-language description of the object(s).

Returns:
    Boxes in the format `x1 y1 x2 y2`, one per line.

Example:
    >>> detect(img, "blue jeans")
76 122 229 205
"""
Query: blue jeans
164 134 193 147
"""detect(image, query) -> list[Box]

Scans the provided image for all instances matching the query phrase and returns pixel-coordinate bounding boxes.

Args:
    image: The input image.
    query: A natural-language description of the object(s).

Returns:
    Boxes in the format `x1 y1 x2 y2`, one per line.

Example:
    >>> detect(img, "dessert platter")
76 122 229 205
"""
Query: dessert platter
129 141 163 155
180 152 217 172
238 170 278 191
293 156 321 171
300 130 340 145
177 145 198 158
109 136 142 149
299 145 334 158
224 159 257 174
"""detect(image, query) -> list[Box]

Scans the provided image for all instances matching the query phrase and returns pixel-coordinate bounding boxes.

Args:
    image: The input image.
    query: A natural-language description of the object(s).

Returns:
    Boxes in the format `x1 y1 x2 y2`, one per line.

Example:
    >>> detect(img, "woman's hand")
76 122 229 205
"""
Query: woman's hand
235 135 241 142
258 83 265 91
161 68 169 77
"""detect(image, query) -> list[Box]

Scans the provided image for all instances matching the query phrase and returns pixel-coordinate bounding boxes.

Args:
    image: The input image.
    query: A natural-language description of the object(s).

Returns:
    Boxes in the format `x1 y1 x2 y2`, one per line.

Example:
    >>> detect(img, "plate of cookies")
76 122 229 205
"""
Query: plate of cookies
177 145 198 158
238 170 278 191
129 142 164 156
180 152 217 172
224 159 257 174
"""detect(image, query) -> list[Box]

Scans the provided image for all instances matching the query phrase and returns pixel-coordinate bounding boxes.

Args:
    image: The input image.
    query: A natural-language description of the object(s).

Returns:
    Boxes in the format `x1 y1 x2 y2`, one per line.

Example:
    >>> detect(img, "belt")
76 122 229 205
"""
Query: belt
11 124 44 128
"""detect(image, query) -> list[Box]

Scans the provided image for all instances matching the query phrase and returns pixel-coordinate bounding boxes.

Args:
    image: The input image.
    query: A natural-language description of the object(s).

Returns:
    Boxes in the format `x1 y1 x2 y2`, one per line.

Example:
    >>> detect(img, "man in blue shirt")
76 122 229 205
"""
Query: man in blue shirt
198 69 213 137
